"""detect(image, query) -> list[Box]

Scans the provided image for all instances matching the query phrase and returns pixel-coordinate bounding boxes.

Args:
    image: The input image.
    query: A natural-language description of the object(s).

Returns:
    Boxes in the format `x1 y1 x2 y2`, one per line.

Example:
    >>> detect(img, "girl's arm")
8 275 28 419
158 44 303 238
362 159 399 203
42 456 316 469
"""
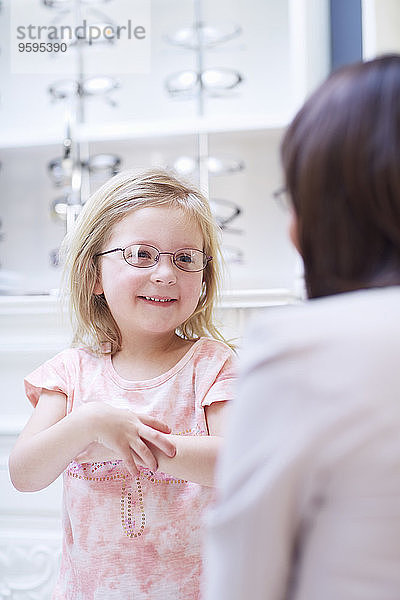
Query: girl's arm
9 390 176 492
145 400 229 487
9 390 88 492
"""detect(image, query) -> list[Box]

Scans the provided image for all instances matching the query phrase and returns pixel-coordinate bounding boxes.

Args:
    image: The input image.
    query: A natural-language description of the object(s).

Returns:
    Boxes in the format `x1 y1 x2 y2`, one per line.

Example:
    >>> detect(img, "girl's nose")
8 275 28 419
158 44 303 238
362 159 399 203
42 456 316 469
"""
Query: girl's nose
149 254 177 285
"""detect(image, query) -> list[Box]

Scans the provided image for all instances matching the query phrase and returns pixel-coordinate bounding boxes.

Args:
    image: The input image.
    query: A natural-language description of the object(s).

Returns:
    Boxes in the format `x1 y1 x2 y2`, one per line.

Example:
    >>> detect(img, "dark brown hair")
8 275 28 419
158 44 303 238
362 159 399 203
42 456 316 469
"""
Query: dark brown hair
281 54 400 298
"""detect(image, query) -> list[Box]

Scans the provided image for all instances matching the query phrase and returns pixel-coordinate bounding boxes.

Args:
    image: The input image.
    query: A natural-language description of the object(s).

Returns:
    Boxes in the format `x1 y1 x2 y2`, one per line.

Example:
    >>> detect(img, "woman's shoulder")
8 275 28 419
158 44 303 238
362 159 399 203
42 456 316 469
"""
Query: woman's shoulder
249 286 400 335
243 286 400 372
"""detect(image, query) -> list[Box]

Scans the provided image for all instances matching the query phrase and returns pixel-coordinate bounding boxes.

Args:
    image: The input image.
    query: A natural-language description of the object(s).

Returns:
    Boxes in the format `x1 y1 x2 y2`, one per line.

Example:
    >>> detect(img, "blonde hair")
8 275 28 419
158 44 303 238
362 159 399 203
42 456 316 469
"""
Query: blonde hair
61 168 230 354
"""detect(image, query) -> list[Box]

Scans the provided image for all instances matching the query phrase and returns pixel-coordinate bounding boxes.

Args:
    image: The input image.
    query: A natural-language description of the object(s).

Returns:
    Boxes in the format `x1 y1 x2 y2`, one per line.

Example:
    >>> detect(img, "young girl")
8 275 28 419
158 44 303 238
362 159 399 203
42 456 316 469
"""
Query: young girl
9 168 236 600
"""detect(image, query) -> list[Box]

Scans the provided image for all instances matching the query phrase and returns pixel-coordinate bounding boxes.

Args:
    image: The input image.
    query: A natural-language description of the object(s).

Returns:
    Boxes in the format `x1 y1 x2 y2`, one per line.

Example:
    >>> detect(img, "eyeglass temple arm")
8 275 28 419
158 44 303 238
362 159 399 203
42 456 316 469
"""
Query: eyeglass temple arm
95 248 123 257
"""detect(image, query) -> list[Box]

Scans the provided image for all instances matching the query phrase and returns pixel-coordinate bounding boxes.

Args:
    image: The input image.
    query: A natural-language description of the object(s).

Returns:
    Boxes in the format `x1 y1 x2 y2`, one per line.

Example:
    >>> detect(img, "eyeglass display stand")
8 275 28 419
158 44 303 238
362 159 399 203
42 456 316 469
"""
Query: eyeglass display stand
46 0 120 241
0 0 333 297
0 0 333 303
166 0 244 265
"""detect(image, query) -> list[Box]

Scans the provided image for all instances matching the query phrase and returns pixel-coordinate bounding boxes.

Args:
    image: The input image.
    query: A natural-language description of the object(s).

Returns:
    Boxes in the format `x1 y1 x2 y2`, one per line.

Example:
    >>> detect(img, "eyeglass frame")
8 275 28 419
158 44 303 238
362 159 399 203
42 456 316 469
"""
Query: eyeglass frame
272 186 292 212
94 243 212 272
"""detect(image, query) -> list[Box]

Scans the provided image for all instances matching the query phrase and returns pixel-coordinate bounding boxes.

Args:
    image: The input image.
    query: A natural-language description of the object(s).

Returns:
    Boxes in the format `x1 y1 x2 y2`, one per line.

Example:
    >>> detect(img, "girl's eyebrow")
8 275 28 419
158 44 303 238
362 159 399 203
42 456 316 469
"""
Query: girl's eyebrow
122 240 203 249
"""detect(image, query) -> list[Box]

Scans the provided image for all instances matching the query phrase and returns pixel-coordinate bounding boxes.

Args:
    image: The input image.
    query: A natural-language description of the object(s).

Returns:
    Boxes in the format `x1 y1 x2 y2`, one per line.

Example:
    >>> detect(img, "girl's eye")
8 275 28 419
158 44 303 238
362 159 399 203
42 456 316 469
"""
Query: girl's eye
124 245 156 266
176 253 193 263
175 252 193 263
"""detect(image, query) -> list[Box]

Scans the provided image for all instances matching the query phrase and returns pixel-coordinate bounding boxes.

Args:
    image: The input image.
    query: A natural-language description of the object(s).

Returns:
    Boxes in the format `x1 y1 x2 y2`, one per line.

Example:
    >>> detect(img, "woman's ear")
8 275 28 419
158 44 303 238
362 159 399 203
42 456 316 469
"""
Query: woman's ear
288 210 301 255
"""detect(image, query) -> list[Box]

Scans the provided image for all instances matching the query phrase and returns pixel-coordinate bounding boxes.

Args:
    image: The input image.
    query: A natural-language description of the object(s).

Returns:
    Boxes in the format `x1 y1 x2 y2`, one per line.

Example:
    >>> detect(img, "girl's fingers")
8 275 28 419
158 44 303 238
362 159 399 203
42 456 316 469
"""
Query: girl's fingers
131 437 158 472
140 425 176 457
120 445 139 478
131 450 147 470
138 414 171 433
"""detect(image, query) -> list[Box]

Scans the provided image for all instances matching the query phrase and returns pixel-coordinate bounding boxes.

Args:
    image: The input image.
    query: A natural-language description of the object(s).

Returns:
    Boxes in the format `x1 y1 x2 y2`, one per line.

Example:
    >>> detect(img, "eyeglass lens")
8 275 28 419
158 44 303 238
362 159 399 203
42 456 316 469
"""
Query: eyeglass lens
123 244 207 271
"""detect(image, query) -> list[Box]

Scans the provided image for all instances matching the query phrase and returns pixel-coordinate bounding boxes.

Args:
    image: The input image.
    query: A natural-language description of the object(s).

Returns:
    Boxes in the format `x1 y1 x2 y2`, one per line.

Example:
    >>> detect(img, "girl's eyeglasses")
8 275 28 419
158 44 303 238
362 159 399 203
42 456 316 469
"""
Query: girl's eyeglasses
95 244 212 273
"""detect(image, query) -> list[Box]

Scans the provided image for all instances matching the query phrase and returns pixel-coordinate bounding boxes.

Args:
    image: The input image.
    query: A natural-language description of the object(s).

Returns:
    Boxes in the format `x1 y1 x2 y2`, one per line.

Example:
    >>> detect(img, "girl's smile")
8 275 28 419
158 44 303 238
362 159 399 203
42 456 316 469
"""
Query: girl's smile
138 295 177 303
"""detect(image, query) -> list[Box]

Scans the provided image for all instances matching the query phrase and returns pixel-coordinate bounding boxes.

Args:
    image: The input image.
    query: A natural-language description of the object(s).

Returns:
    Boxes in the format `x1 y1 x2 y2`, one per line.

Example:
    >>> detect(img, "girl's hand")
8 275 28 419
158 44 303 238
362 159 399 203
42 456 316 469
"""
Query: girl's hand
73 441 123 464
79 403 176 476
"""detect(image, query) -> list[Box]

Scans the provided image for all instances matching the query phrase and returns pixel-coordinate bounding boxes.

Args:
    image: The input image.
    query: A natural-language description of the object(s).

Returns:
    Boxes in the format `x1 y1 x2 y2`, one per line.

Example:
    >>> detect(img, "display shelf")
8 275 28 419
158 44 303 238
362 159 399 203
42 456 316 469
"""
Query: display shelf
0 287 299 314
0 293 65 314
0 114 288 150
77 114 288 144
219 287 298 308
0 0 330 150
0 288 300 356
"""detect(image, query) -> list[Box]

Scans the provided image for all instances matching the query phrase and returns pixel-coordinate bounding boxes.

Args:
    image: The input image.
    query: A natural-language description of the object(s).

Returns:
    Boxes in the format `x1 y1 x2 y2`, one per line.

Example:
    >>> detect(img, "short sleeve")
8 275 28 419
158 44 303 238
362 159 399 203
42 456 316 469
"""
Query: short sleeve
200 348 237 408
24 349 74 408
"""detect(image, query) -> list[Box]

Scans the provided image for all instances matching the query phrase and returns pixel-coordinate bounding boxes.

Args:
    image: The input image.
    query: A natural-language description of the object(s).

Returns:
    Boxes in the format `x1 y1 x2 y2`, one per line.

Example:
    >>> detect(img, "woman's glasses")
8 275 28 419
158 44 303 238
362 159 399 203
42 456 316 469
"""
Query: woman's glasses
272 187 292 212
95 244 212 272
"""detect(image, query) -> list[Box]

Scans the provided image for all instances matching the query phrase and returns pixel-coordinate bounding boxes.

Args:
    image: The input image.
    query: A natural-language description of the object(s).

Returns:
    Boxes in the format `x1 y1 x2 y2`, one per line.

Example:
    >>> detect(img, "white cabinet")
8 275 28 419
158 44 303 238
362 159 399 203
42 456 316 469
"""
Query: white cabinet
0 297 68 598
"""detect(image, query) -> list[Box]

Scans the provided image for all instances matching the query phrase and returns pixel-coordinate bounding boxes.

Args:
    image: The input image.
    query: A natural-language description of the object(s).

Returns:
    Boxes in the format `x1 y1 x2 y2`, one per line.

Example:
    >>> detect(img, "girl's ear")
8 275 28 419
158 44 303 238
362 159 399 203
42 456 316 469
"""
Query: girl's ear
93 278 103 295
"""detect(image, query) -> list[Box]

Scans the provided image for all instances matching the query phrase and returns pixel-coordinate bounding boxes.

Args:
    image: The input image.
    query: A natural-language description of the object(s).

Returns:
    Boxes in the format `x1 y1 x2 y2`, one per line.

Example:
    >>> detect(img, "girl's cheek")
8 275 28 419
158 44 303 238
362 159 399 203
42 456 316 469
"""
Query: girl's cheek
192 278 204 304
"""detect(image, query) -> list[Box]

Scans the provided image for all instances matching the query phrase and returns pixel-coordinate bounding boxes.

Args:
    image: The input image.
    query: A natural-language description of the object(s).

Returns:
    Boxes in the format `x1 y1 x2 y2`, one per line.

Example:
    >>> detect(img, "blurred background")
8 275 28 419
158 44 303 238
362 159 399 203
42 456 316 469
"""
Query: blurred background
0 0 309 296
1 0 400 597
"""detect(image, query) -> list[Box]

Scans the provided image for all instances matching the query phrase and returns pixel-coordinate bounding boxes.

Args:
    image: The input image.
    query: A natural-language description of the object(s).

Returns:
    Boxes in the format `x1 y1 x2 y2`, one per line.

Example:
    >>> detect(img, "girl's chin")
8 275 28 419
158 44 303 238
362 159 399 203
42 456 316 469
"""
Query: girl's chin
130 319 183 335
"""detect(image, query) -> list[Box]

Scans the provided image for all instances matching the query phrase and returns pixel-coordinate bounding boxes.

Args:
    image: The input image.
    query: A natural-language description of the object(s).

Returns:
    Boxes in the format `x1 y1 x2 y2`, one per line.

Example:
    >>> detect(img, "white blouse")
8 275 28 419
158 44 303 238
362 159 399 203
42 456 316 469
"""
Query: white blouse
204 287 400 600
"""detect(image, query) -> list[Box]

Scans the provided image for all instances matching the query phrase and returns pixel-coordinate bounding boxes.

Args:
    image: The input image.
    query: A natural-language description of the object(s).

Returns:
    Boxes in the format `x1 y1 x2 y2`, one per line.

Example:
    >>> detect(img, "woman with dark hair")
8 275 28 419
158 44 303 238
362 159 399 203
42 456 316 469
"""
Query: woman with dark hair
284 54 400 298
204 55 400 600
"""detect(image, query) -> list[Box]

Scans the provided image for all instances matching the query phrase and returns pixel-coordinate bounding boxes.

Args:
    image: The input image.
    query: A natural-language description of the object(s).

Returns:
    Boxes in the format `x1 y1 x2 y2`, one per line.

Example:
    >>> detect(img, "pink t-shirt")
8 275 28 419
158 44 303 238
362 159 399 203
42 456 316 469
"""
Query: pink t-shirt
24 337 236 600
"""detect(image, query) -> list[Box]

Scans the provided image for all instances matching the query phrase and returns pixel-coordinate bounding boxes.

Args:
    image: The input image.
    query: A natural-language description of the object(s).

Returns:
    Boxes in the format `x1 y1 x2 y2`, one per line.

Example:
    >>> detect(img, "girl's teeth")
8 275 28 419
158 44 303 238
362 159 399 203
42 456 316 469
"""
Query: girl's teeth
144 296 172 302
